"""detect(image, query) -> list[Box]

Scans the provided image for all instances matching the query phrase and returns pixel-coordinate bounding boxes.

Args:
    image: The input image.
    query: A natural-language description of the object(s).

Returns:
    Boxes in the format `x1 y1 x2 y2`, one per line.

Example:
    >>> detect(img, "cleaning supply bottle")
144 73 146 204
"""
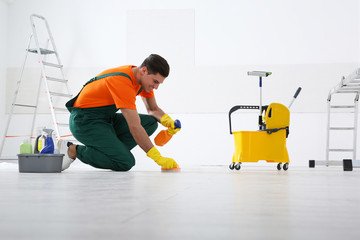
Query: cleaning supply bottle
154 120 181 146
20 139 33 154
34 128 44 153
34 134 43 154
40 129 54 154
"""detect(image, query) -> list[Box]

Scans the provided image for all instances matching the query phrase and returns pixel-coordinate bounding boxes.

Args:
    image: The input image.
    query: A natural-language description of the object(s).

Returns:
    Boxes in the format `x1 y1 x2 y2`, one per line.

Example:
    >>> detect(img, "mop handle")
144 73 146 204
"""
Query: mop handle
288 87 302 109
259 76 263 127
246 71 272 128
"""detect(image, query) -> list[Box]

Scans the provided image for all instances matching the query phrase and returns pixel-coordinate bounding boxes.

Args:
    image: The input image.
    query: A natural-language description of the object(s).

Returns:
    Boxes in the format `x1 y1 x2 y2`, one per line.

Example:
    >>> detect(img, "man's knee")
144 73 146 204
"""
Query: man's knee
111 154 135 171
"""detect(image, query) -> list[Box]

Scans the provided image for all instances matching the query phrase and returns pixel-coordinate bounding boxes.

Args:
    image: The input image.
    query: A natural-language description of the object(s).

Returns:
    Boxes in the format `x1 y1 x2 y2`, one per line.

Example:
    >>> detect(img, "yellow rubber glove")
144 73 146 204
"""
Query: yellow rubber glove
167 127 181 136
147 146 178 169
160 114 175 129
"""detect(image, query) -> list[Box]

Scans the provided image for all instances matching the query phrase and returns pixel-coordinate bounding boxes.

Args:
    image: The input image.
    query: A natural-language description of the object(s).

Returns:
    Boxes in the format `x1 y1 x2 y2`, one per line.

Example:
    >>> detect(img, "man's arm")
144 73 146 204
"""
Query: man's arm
142 97 165 122
120 107 178 169
120 108 153 152
143 96 180 133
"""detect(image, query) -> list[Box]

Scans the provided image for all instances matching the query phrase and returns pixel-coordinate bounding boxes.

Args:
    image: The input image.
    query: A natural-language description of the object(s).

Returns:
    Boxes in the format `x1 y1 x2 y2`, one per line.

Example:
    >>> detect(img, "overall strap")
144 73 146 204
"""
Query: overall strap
137 87 143 95
84 72 132 86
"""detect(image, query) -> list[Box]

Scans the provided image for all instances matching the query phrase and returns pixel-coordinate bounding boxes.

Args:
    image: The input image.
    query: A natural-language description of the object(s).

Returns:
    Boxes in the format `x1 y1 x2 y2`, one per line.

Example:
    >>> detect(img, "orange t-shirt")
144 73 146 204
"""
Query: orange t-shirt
73 65 154 109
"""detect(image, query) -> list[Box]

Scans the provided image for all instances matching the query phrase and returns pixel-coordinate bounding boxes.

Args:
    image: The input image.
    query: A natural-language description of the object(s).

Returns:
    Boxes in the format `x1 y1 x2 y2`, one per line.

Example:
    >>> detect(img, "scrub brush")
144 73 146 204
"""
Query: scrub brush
161 165 181 172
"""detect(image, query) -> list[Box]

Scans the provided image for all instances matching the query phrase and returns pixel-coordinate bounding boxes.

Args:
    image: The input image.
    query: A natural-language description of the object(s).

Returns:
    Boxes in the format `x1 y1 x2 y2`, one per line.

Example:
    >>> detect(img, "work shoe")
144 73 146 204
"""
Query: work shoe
57 139 75 171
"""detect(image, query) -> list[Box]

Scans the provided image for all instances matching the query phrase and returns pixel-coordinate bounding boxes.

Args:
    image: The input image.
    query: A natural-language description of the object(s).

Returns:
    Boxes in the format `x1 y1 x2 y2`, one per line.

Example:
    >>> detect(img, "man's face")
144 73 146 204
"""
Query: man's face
141 68 165 92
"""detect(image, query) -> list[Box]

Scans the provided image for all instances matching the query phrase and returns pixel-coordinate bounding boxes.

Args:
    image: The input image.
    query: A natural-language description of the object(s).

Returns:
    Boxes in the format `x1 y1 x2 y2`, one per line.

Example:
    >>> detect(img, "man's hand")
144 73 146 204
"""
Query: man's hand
147 146 178 169
142 98 181 136
167 127 180 136
160 114 176 128
161 115 181 137
160 114 180 129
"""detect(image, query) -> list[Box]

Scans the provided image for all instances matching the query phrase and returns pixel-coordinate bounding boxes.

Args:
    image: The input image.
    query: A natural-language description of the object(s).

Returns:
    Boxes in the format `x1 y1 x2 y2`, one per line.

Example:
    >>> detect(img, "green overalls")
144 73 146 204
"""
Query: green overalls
65 73 158 171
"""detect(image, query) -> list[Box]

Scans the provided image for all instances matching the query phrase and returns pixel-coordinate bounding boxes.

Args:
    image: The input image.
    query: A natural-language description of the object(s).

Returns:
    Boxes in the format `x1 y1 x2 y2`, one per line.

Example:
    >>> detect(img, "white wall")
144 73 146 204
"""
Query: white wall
4 0 359 113
0 0 9 142
1 0 360 167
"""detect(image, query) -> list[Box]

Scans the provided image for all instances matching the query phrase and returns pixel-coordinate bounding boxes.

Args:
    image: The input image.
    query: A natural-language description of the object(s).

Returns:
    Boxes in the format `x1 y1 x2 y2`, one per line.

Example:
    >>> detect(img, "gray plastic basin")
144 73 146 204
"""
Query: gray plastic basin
18 154 64 173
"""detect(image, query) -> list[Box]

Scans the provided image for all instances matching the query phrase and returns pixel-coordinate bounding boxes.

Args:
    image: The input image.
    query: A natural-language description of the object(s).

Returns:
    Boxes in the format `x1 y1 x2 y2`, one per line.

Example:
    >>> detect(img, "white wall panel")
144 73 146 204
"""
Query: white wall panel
195 0 359 65
126 9 195 72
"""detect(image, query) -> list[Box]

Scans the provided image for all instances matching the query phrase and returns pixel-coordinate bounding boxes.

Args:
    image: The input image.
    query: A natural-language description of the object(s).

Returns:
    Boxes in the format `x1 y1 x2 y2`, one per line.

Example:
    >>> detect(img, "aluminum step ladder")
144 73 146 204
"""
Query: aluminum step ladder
309 68 360 170
0 14 73 159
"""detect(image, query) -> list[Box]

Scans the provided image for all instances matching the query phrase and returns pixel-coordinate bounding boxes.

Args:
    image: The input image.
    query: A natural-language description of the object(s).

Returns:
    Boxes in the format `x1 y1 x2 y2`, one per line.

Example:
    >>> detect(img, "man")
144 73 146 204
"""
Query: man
58 54 180 171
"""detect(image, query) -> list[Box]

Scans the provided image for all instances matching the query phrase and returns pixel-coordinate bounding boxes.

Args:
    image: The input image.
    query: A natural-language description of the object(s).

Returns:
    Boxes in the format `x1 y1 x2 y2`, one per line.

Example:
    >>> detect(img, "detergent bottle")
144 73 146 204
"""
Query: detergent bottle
33 129 43 153
33 134 42 153
20 139 33 154
40 129 54 154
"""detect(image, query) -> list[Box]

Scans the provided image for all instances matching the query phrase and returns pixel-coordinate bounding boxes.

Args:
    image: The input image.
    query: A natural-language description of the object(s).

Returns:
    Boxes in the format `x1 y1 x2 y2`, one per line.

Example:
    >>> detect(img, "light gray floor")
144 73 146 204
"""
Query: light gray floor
0 163 360 240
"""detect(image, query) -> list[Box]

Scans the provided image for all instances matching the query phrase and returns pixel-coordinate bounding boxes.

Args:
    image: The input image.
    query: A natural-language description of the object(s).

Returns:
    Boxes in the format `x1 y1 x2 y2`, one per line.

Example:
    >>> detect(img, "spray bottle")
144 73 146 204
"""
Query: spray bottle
40 129 54 154
154 120 181 146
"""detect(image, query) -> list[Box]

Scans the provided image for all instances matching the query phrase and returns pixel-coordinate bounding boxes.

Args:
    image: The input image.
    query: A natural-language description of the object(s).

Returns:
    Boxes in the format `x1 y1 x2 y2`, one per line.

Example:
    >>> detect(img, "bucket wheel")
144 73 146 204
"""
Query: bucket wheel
229 162 241 170
277 163 289 171
229 163 235 170
283 163 289 171
234 162 241 170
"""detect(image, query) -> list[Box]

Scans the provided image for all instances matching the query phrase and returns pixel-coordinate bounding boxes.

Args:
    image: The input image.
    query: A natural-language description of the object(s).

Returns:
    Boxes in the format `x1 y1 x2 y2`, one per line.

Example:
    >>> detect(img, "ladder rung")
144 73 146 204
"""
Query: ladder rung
60 138 77 141
340 88 360 92
13 103 37 108
329 127 355 130
42 61 62 68
46 77 68 83
341 85 360 88
57 123 69 127
27 48 56 55
345 82 360 86
329 149 354 152
53 107 68 112
49 92 72 98
336 90 360 93
330 105 355 108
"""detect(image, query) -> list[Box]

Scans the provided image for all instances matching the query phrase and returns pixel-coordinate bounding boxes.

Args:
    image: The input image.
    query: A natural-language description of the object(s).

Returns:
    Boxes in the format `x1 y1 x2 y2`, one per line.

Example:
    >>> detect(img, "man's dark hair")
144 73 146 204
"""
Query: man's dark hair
140 54 170 78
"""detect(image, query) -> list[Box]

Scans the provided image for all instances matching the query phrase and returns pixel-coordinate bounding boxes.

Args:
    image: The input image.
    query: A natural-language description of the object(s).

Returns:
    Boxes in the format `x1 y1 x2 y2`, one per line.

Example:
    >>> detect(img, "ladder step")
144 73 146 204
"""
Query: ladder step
330 105 355 108
345 82 360 86
57 123 69 127
329 149 354 152
13 103 37 108
27 48 56 55
342 84 360 88
329 127 355 130
53 107 68 112
49 92 72 98
340 87 360 91
42 61 63 68
337 90 360 93
46 77 68 83
60 138 77 141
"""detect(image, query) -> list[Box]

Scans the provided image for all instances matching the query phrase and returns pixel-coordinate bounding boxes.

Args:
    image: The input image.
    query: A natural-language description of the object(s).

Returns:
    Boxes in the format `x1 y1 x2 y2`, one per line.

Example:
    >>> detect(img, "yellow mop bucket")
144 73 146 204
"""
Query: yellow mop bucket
228 71 301 171
230 103 290 171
